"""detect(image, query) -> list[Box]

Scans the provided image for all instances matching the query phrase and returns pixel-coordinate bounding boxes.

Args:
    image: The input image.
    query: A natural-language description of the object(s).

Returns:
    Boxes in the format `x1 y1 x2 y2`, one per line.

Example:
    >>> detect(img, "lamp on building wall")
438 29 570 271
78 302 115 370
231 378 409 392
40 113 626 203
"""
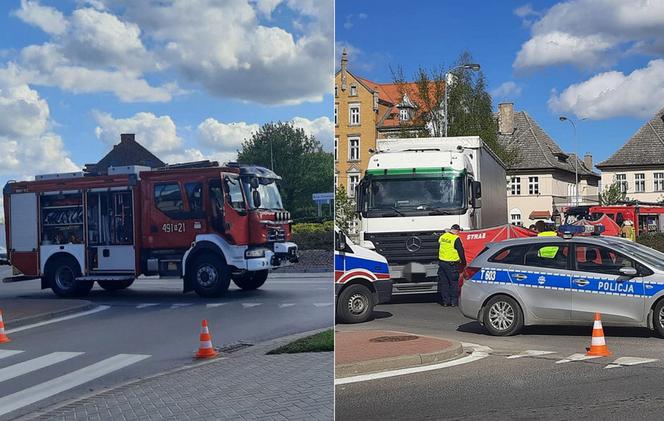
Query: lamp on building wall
444 63 481 137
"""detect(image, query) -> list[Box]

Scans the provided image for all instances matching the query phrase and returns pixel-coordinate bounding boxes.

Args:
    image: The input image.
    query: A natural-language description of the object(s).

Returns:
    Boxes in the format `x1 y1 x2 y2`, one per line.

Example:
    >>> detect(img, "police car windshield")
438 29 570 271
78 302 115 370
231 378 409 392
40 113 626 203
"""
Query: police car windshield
366 175 465 216
605 239 664 271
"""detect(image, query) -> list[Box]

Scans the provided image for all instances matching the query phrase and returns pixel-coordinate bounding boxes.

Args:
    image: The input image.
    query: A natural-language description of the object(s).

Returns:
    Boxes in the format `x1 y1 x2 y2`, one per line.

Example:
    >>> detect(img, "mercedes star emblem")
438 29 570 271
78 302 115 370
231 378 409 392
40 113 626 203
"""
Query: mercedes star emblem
406 236 422 252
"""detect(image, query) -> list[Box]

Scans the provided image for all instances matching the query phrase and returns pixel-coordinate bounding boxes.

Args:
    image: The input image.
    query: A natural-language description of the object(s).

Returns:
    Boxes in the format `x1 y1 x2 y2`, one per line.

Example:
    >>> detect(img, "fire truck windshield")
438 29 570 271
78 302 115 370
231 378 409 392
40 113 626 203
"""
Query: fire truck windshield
243 178 284 210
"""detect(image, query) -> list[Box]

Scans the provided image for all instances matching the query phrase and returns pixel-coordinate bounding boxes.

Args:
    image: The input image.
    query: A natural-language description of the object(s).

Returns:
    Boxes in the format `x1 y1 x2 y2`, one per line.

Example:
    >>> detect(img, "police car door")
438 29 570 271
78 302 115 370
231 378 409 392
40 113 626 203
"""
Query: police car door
570 243 644 324
507 242 572 321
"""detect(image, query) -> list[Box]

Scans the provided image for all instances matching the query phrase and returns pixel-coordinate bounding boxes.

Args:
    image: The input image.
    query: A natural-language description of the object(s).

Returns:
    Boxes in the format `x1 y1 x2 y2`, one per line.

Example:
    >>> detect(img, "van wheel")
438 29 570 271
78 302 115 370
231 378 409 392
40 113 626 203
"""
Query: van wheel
47 257 93 298
653 300 664 338
98 279 135 291
336 284 374 324
483 295 523 336
191 254 231 298
232 270 269 290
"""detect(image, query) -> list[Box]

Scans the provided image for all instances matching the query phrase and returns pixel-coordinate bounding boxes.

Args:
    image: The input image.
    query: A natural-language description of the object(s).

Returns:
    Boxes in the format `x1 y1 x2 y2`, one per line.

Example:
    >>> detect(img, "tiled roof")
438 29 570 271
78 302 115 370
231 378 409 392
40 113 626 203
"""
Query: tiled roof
498 111 598 177
86 134 165 174
596 106 664 168
357 77 436 128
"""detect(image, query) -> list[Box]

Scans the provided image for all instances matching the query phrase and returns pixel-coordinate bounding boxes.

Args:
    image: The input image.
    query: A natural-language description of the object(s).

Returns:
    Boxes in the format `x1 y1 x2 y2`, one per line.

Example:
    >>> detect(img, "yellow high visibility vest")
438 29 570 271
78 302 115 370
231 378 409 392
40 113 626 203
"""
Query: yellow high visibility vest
537 231 559 258
438 232 461 262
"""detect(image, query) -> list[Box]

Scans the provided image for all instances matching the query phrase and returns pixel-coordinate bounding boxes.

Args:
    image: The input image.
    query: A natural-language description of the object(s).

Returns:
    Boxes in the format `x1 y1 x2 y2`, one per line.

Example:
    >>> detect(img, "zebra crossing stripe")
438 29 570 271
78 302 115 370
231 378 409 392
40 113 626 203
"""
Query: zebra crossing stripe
279 303 296 308
313 303 332 307
506 350 556 359
206 303 228 308
6 306 111 334
136 303 159 309
170 303 192 309
555 353 601 364
241 303 262 308
0 352 83 383
0 353 150 417
0 350 24 360
604 357 658 369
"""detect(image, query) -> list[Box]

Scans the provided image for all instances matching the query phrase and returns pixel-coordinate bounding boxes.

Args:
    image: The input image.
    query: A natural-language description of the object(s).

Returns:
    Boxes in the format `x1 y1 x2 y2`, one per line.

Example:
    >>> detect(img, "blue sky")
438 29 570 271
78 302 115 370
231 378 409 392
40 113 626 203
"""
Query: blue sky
336 0 664 166
0 0 333 195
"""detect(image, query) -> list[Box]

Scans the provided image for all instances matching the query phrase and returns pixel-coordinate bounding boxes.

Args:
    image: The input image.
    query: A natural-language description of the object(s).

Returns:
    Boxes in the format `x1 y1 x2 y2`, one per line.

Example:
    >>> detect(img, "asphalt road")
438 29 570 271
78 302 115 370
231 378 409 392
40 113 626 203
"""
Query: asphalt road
336 294 664 420
0 266 333 420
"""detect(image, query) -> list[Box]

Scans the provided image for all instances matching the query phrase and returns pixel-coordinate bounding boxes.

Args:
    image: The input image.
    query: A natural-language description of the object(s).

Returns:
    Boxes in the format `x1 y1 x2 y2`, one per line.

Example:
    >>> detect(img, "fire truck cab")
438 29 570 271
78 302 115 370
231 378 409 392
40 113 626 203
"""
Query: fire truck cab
2 162 298 298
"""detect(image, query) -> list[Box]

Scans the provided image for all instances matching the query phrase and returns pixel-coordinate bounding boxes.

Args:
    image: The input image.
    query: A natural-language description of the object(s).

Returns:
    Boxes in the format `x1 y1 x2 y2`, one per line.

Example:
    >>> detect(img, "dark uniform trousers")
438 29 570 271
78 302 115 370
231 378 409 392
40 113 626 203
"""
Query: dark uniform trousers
438 261 459 305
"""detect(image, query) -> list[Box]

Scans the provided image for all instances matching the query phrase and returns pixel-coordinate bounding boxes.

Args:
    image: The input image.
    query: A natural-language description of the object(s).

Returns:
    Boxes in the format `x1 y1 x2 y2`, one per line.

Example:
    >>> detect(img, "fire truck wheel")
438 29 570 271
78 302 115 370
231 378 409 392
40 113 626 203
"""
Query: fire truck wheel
47 257 93 298
232 270 269 290
336 284 374 324
191 254 231 297
98 279 135 291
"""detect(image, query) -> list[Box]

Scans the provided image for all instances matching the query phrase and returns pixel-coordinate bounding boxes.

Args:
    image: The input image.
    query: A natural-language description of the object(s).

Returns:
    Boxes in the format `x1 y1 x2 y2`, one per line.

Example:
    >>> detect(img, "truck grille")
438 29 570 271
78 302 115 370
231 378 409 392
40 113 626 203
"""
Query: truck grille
268 227 286 242
365 231 439 264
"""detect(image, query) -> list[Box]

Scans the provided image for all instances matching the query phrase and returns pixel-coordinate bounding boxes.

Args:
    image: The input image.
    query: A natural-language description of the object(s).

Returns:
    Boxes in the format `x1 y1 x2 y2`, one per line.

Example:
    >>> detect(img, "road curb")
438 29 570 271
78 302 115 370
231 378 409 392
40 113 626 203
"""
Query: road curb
4 301 95 330
335 337 464 378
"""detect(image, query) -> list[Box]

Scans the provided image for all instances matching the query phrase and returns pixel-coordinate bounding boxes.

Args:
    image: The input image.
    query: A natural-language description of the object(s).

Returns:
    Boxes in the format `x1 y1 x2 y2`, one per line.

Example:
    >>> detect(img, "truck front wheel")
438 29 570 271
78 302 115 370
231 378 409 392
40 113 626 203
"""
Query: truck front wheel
190 254 231 298
336 284 375 324
47 257 93 298
232 270 269 290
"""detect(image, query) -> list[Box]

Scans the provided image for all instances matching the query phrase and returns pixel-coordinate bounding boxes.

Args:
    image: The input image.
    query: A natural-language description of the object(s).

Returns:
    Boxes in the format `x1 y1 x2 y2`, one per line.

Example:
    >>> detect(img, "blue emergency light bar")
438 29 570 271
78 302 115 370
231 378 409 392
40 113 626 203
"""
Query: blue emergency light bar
558 224 605 236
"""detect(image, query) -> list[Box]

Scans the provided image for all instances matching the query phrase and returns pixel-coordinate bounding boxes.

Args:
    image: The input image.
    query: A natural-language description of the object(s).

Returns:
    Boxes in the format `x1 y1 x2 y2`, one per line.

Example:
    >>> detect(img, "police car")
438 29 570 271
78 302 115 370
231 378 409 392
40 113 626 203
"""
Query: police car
335 228 392 323
459 234 664 336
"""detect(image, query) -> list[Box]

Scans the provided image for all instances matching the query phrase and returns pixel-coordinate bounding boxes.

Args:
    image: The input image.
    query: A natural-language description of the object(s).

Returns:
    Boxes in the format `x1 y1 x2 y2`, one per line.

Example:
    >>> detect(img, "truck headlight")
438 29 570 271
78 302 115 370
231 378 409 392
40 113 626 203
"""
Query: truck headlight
245 248 267 258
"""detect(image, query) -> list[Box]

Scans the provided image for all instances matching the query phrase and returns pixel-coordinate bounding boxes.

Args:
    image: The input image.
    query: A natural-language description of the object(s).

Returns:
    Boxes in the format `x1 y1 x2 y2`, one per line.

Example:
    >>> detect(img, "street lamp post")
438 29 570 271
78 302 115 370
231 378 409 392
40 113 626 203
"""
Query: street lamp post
559 116 578 206
444 63 481 137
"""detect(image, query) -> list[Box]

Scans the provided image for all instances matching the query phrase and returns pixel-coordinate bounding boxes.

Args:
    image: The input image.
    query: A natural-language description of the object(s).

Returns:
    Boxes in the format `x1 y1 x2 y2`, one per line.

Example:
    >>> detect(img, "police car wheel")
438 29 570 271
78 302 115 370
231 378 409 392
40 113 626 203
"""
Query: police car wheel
337 284 374 324
653 300 664 338
232 270 269 290
191 254 231 298
483 295 523 336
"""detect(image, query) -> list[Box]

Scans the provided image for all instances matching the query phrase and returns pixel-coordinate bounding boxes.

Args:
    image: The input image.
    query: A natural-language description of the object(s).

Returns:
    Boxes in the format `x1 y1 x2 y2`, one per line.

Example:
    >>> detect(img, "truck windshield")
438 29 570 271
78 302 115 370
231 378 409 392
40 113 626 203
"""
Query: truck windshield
243 178 284 210
366 175 466 216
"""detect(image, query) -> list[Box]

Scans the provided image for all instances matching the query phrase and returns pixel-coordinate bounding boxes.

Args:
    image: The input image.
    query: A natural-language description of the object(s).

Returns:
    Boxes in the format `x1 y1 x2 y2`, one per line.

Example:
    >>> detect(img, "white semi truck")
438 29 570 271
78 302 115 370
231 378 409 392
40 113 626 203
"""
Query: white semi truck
355 136 507 295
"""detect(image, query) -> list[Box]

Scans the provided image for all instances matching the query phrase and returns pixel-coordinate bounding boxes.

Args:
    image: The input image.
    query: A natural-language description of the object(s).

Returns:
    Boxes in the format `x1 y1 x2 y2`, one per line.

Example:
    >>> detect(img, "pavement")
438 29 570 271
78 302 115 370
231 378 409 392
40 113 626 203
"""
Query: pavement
335 330 462 377
22 330 333 421
0 299 93 329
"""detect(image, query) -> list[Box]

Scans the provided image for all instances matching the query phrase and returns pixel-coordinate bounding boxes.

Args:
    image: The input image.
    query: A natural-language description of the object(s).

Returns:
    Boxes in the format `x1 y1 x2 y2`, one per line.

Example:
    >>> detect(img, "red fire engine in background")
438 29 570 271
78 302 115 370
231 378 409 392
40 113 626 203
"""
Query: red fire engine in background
2 162 298 298
589 204 664 236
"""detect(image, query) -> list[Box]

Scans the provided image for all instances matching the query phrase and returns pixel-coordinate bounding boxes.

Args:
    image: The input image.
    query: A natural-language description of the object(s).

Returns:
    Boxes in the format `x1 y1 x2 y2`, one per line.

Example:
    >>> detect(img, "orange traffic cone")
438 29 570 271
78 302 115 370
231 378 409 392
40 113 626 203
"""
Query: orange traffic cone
0 310 10 343
195 320 218 359
586 312 611 357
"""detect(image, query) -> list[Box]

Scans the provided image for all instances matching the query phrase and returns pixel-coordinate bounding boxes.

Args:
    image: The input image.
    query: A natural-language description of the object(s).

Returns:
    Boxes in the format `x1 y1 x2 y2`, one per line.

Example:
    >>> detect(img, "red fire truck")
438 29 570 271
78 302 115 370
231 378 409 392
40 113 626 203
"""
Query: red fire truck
2 162 298 298
589 204 664 236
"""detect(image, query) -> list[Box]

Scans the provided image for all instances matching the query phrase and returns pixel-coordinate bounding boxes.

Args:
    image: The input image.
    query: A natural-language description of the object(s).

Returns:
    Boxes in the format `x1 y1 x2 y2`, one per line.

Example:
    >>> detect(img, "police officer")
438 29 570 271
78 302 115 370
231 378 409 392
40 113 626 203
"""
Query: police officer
535 220 558 258
438 224 466 307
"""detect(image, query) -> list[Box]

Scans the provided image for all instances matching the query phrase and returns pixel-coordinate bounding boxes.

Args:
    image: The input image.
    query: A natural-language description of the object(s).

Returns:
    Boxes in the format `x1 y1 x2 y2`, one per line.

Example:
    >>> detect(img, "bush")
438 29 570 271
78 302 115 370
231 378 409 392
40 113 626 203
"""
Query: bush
291 220 333 250
636 233 664 252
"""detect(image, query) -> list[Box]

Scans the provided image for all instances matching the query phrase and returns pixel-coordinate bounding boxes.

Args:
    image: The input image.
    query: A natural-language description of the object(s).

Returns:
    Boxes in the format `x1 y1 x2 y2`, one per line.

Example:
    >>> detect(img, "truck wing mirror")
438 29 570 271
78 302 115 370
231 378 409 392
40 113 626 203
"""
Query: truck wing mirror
250 177 260 189
473 181 482 199
335 232 347 251
252 190 261 208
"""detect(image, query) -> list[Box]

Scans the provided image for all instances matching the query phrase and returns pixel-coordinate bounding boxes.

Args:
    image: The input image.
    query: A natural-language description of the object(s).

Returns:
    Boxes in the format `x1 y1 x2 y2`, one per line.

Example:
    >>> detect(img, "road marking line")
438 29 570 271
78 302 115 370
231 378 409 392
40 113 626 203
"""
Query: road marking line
206 303 228 308
313 303 332 307
0 353 150 417
556 353 601 364
241 303 262 308
506 350 556 359
460 342 493 353
169 303 192 309
0 350 24 360
279 303 296 308
0 352 83 383
136 303 159 309
6 306 111 334
604 357 659 369
334 351 489 385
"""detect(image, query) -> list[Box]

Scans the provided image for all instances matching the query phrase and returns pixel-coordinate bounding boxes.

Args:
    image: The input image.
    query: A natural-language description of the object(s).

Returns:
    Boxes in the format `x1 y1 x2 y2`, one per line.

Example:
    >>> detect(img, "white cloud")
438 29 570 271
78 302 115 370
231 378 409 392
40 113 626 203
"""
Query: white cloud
14 0 68 35
549 59 664 119
197 119 259 150
93 111 182 153
514 0 664 69
291 116 333 151
252 0 284 17
490 81 523 100
343 13 367 29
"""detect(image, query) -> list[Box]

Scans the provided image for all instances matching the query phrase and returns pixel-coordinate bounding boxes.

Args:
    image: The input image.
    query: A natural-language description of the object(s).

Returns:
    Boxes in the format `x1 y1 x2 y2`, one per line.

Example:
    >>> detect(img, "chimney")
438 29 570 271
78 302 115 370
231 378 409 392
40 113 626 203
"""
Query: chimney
340 48 348 91
584 153 593 170
498 103 514 135
121 133 135 143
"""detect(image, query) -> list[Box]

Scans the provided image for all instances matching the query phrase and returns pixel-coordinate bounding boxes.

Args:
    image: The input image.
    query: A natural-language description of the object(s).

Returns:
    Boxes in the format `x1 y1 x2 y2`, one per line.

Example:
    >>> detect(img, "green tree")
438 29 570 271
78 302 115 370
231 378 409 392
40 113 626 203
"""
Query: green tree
334 185 356 233
237 122 333 219
600 180 629 205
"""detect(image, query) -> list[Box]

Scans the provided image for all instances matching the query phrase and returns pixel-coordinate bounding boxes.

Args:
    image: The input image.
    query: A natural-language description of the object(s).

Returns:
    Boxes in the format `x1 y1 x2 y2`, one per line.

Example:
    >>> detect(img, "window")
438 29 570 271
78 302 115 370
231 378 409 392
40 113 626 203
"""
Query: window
154 183 183 216
185 182 203 214
574 244 635 276
525 243 568 269
334 137 338 161
528 176 539 195
348 137 360 161
510 208 522 226
348 174 360 197
222 175 246 212
334 104 338 126
510 177 521 195
335 85 338 97
400 108 410 121
635 173 645 192
489 245 528 265
350 85 357 96
655 173 664 191
616 174 627 193
349 104 360 125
